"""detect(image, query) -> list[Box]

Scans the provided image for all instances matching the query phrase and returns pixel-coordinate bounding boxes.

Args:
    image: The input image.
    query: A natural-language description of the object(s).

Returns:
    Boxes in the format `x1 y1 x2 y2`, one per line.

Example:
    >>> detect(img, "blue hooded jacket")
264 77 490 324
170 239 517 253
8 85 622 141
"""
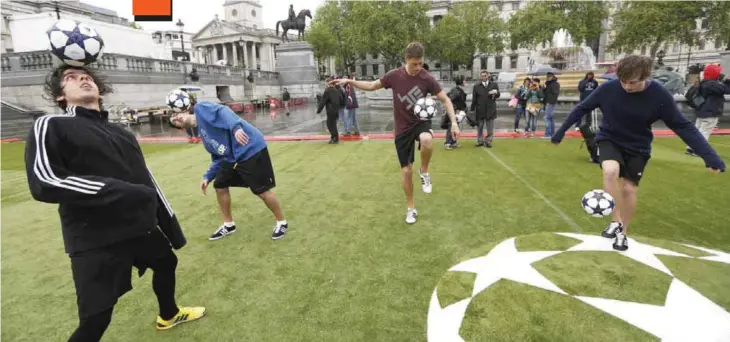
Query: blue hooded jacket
194 101 267 181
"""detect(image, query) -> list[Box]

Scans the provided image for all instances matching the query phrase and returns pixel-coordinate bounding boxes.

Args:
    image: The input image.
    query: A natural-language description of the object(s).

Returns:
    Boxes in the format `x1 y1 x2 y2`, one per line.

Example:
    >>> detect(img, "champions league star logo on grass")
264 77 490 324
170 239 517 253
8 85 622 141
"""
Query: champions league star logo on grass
427 233 730 341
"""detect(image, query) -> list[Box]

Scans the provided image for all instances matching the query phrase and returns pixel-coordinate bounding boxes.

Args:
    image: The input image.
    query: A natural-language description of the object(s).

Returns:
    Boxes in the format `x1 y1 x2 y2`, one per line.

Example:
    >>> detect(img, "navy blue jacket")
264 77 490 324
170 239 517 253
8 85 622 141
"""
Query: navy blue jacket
552 79 725 171
695 79 730 118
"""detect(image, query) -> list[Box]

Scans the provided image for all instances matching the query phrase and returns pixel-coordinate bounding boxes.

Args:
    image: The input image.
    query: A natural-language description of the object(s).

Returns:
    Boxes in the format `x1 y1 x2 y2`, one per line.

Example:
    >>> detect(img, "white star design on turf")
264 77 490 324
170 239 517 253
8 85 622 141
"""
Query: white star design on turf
680 244 730 265
427 290 470 342
576 278 730 341
448 237 566 296
556 233 691 276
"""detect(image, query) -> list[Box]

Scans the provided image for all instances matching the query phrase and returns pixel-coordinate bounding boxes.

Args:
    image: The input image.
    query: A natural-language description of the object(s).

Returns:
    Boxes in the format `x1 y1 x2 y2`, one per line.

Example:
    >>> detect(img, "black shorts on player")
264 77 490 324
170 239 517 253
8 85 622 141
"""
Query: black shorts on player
70 228 178 321
213 147 276 195
395 120 434 167
596 139 650 186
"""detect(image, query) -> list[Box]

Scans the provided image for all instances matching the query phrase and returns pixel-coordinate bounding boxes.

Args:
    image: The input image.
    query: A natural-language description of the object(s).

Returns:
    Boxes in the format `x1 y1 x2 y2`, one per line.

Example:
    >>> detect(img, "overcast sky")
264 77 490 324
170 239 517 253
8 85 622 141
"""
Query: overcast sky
79 0 325 34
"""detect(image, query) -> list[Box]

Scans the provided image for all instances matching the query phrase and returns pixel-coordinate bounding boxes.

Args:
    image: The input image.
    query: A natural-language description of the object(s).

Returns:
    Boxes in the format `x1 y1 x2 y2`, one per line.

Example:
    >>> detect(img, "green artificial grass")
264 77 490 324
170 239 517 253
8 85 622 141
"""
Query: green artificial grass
533 251 673 305
2 137 729 341
516 232 581 251
459 281 659 342
436 271 477 308
659 255 730 312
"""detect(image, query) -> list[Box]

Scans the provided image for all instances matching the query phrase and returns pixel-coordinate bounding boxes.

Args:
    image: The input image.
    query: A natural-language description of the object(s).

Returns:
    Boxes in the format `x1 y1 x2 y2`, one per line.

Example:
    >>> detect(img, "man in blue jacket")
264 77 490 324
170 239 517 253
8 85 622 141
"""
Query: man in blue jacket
552 55 725 251
576 71 599 130
169 96 289 241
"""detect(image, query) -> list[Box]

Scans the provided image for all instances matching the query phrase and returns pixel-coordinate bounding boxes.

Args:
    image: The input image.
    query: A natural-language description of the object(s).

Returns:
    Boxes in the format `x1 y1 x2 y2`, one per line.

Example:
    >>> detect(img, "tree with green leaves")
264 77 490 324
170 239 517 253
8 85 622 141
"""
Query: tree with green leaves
507 1 609 55
427 1 506 77
306 1 357 75
703 1 730 50
344 1 431 70
608 1 706 59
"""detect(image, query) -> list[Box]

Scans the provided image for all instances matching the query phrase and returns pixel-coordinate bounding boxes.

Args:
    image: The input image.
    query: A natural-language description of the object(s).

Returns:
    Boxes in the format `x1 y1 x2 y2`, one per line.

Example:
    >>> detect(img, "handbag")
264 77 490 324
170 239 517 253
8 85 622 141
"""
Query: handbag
508 96 518 108
440 112 450 129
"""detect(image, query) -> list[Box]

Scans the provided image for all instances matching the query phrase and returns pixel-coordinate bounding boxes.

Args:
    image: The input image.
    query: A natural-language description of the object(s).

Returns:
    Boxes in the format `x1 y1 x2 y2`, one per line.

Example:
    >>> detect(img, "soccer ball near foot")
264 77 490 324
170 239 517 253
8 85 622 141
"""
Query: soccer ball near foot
581 189 615 218
414 97 437 121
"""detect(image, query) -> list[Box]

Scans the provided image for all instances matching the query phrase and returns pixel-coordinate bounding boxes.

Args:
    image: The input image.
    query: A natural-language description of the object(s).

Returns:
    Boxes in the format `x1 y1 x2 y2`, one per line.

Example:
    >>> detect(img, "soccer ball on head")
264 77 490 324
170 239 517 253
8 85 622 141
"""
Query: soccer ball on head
47 19 104 67
581 189 615 218
413 97 437 121
166 90 191 112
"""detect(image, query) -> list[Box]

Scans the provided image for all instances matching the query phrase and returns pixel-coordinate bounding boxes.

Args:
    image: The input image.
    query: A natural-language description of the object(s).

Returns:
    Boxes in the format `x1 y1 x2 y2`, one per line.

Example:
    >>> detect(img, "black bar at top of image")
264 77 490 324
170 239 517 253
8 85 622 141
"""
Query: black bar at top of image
134 0 173 22
134 15 173 22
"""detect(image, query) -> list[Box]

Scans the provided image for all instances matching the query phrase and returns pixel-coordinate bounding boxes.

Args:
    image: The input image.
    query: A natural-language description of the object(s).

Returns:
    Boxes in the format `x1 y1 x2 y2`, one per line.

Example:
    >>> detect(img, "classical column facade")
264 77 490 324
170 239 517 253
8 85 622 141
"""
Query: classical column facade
253 43 259 69
241 41 248 69
232 42 238 67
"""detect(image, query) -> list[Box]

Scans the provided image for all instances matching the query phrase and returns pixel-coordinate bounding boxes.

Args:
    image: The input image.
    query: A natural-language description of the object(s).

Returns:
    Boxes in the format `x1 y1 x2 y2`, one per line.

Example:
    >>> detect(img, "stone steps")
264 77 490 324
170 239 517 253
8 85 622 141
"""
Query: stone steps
1 102 42 140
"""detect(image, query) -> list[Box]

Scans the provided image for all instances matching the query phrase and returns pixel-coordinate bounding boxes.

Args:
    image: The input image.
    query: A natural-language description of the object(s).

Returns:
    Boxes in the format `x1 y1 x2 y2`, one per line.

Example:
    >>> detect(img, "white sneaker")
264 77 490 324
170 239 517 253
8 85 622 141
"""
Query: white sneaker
405 208 418 224
419 170 432 194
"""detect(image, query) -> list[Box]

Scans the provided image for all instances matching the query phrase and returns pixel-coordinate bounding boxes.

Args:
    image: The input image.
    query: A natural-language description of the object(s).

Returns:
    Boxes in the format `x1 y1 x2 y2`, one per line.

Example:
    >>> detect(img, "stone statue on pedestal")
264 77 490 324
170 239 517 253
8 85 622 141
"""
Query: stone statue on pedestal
276 8 312 42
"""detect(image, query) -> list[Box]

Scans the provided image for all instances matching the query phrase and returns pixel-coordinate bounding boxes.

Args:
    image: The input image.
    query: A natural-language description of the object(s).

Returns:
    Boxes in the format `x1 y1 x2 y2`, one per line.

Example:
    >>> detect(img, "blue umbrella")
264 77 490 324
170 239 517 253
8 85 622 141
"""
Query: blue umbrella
598 73 617 80
532 67 561 76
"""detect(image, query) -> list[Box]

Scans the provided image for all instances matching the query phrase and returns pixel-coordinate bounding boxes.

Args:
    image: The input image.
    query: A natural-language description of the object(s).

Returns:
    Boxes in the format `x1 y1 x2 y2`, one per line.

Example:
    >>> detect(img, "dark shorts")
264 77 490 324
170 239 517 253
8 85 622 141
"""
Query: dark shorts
70 229 176 318
596 140 650 186
395 121 434 168
213 147 276 195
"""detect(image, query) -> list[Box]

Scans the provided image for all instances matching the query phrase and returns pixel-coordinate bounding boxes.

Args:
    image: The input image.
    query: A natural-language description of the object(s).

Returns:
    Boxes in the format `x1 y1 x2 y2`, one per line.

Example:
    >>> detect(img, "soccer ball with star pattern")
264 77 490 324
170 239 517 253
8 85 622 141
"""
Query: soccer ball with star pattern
166 90 191 112
581 189 615 218
46 19 104 67
413 97 437 121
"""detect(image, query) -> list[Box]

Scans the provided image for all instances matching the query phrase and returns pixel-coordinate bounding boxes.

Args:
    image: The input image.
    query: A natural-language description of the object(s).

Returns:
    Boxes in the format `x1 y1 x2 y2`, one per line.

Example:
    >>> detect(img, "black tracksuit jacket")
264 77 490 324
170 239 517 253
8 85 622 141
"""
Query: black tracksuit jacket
24 105 185 255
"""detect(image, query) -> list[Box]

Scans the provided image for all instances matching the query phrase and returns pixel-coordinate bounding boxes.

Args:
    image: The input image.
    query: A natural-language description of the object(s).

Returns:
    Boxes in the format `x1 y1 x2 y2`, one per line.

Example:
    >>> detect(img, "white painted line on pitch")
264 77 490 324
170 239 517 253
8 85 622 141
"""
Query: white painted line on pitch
484 149 582 232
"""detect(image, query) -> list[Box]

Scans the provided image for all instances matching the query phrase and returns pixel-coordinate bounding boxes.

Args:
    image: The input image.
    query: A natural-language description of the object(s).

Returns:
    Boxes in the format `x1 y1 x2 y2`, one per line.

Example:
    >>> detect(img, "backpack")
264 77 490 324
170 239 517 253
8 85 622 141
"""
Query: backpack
578 122 600 164
337 87 346 109
684 84 705 109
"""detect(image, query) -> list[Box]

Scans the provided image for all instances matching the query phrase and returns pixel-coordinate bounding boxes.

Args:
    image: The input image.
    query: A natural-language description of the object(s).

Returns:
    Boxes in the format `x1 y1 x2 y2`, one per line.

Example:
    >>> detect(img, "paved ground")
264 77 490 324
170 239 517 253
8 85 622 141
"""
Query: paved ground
129 99 730 139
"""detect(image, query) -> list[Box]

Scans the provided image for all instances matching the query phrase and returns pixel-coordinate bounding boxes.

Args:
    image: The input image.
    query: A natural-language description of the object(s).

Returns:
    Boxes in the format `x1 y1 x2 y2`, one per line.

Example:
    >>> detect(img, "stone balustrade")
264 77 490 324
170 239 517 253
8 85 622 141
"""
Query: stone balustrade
0 50 280 86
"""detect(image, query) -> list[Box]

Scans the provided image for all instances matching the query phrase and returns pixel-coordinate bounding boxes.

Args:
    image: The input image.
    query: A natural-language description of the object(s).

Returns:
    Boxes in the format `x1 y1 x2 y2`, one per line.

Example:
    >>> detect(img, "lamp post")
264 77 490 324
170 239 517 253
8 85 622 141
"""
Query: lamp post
176 19 187 83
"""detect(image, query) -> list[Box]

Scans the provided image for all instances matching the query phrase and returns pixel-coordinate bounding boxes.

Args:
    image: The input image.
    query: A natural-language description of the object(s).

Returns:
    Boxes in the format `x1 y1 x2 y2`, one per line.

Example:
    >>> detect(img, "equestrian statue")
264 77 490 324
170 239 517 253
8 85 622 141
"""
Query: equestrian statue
276 5 312 42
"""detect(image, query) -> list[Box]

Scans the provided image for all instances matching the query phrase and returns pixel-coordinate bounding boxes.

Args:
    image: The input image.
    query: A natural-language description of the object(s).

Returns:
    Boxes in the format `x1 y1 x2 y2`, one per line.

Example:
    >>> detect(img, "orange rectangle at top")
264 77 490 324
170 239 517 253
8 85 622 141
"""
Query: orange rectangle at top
133 0 173 22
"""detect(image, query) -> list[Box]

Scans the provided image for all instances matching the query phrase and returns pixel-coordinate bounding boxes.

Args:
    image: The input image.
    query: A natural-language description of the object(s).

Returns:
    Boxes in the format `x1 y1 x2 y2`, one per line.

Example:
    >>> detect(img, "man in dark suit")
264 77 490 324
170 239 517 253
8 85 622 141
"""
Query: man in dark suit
470 70 500 147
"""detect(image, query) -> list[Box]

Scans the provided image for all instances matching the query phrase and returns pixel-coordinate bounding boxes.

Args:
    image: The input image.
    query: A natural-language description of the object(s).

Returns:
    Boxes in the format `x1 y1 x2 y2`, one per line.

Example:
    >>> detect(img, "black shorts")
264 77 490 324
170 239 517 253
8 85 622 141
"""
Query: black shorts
213 147 276 195
394 120 434 167
596 140 650 186
70 229 176 318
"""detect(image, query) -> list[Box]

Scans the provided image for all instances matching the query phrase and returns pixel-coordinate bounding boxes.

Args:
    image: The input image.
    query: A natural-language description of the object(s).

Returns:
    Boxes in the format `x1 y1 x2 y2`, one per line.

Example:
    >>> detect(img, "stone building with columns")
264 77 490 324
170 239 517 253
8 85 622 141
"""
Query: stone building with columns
190 0 296 71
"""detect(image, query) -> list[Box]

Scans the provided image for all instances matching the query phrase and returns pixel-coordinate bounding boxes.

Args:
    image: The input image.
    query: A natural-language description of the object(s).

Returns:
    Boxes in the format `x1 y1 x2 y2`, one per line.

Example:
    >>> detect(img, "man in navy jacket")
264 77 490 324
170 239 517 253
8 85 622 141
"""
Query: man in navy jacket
552 55 725 251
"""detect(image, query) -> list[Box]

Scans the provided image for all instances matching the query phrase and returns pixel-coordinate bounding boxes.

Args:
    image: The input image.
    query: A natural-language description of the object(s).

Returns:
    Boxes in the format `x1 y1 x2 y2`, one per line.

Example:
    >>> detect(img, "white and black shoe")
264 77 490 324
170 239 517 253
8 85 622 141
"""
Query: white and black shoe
406 208 418 224
272 223 288 240
602 221 622 239
419 170 432 194
209 224 236 241
613 227 628 251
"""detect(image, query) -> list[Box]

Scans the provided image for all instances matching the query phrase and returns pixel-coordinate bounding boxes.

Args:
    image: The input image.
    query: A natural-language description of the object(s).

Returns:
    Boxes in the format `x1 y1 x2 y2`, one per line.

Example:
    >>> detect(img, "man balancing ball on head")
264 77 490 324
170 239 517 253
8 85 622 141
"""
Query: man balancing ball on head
168 93 289 241
25 64 206 341
330 42 460 224
551 55 725 251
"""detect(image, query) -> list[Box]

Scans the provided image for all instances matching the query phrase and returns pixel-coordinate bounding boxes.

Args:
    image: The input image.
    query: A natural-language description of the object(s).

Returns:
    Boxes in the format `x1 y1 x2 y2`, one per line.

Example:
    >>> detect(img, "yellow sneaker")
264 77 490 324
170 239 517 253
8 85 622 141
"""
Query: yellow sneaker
156 306 207 330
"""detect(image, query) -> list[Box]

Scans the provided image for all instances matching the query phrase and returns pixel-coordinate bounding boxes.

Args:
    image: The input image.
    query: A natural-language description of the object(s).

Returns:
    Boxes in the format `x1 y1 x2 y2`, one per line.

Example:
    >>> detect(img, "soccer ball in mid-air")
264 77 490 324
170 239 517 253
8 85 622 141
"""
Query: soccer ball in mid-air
47 19 104 67
414 97 437 120
166 90 191 112
581 189 615 218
